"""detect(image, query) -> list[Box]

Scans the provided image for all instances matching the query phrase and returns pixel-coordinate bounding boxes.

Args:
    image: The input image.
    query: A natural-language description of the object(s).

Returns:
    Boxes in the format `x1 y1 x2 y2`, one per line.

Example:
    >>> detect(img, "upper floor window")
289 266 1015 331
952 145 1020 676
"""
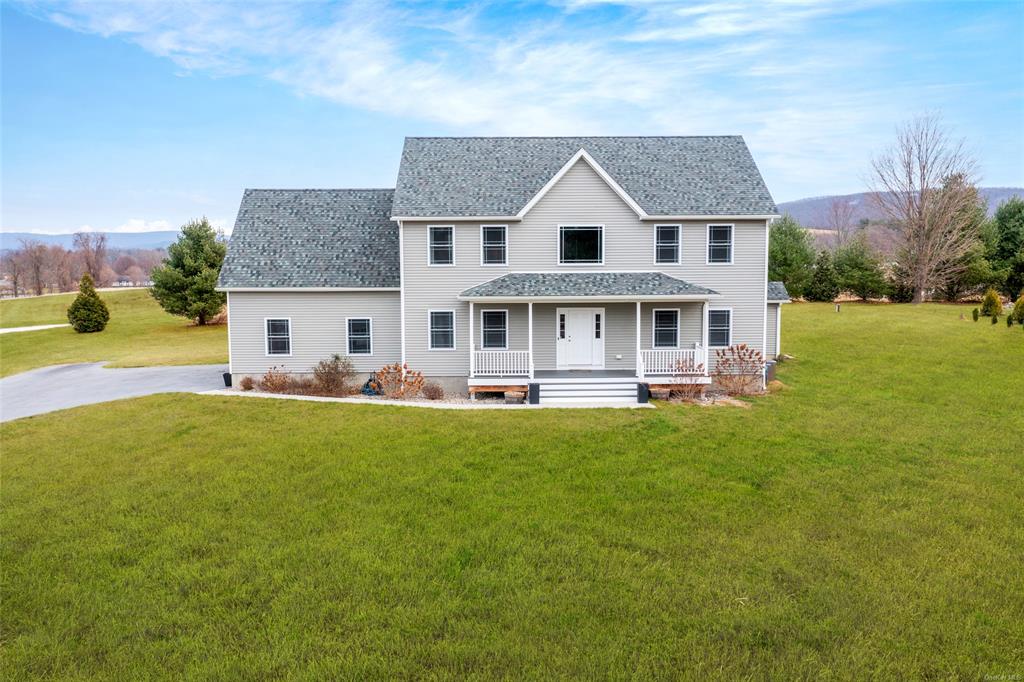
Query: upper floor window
707 224 733 264
708 309 732 347
653 309 679 348
429 226 454 265
481 310 508 349
481 225 507 265
346 318 372 355
559 225 603 264
429 310 456 350
265 318 291 356
655 225 680 264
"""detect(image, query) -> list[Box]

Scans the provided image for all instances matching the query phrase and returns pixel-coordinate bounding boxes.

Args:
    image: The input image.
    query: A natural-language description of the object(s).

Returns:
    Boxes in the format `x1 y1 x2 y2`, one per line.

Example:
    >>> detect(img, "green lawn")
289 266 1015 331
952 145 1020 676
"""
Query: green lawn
2 304 1022 679
0 289 227 377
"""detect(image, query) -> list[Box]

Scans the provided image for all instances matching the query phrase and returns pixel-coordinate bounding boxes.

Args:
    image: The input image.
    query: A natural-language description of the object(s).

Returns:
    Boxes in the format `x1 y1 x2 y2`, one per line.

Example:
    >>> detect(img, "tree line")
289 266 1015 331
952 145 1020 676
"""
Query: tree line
770 115 1024 303
0 233 166 297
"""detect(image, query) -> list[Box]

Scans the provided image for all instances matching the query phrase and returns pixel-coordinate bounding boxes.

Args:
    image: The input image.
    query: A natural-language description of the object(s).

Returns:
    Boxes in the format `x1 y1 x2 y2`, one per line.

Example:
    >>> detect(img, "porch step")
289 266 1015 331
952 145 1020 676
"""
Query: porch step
537 378 640 404
538 396 642 405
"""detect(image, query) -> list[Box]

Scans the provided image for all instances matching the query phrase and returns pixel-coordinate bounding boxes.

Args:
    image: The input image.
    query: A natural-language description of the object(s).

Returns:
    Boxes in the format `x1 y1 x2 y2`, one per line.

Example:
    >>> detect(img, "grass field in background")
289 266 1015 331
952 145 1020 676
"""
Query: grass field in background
0 289 227 377
2 303 1023 678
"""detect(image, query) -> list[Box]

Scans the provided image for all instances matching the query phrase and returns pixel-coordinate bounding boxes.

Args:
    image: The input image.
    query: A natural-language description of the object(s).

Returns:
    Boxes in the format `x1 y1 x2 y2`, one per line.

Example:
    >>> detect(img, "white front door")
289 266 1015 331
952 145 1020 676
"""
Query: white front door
556 307 605 369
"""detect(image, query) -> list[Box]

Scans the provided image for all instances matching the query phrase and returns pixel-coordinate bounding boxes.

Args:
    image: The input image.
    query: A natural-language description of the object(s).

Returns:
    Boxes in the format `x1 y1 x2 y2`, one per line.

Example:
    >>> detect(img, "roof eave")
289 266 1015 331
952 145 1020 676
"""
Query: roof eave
457 293 721 302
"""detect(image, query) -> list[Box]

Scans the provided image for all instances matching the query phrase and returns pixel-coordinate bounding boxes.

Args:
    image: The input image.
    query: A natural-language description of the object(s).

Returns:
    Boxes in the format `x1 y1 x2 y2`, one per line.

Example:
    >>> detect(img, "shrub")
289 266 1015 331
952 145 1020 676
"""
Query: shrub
990 313 998 325
712 344 765 395
66 273 110 333
670 383 706 402
422 382 444 400
1007 315 1013 328
972 308 980 322
834 237 887 301
980 288 1002 316
239 376 254 391
258 367 292 393
312 354 356 396
1012 296 1024 324
370 363 426 399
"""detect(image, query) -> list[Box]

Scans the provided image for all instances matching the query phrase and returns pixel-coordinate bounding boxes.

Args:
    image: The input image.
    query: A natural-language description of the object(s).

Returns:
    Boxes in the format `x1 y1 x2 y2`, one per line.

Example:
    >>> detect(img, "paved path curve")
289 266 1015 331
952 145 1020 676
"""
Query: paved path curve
0 362 229 422
0 323 70 334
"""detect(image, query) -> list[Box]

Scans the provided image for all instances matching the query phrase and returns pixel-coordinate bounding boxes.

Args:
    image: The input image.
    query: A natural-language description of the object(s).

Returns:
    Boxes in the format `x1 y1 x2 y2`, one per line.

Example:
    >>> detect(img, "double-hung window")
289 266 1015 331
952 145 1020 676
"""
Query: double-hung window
481 310 507 349
429 226 454 265
655 225 680 264
481 225 507 265
429 310 455 350
653 309 679 348
559 225 603 264
707 224 733 264
708 309 732 347
347 318 372 355
266 318 291 356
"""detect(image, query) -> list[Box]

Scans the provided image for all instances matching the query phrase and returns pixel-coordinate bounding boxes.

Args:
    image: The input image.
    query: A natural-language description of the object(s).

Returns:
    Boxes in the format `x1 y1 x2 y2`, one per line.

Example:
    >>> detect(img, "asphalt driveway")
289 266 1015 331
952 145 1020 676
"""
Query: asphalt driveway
0 362 229 422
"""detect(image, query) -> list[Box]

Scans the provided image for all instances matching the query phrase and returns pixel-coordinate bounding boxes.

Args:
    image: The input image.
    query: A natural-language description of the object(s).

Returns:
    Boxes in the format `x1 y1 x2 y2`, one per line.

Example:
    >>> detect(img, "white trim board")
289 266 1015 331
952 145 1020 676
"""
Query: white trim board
218 287 400 292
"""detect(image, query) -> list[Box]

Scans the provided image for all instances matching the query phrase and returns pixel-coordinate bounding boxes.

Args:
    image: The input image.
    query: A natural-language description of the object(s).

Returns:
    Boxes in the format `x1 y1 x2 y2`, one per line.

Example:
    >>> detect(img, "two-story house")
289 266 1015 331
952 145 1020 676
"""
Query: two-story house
218 136 789 404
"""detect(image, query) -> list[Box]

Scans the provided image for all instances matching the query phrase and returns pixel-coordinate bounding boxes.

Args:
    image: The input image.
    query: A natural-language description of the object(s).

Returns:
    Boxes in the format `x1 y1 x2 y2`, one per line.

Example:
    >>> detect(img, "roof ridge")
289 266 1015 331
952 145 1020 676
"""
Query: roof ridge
244 187 395 192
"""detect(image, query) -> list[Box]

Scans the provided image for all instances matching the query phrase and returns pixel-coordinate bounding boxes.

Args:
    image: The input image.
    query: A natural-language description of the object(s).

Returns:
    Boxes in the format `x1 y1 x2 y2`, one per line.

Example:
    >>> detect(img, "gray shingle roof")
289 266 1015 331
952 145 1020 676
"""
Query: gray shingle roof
393 136 776 218
768 281 790 301
460 272 719 298
218 189 399 289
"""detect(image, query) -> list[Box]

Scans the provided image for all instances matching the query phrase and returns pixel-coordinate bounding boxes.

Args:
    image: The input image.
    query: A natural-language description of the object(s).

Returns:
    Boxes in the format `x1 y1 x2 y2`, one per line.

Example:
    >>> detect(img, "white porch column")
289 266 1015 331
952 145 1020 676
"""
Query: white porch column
635 300 643 379
528 301 535 379
469 300 475 377
702 301 709 350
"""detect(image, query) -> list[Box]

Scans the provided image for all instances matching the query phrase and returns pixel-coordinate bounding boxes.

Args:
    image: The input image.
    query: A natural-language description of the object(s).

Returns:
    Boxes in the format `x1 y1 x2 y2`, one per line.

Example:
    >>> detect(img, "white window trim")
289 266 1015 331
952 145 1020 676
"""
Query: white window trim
558 224 605 266
479 224 508 267
427 225 455 267
653 224 682 265
706 223 734 266
479 308 509 350
427 309 457 351
707 307 733 347
345 317 373 356
264 317 292 357
652 308 681 349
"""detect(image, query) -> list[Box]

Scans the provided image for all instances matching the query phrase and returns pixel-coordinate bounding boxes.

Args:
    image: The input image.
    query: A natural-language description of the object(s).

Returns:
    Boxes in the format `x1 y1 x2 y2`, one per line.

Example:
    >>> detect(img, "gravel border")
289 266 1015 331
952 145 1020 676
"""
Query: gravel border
200 389 655 410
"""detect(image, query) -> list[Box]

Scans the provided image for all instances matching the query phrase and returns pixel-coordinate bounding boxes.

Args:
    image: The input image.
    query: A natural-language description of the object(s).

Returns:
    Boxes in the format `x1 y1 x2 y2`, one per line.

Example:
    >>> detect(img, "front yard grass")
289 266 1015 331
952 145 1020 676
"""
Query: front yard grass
0 289 226 377
2 303 1022 678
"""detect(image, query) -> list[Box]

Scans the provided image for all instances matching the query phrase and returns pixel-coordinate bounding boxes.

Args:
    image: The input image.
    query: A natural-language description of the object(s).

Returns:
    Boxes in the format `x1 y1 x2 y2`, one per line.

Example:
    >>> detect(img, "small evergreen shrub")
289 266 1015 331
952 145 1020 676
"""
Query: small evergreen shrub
239 376 254 391
66 273 110 333
422 382 444 400
1012 296 1024 324
312 354 356 396
991 313 998 325
1007 315 1013 328
972 308 979 322
980 288 1001 317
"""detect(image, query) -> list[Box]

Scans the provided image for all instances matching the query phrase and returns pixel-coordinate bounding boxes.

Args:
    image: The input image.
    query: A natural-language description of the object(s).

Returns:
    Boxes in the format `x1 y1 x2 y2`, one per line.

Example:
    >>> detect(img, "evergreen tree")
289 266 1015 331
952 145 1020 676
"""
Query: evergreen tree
768 215 815 299
805 250 840 302
66 273 110 333
835 237 888 301
992 198 1024 298
150 218 227 325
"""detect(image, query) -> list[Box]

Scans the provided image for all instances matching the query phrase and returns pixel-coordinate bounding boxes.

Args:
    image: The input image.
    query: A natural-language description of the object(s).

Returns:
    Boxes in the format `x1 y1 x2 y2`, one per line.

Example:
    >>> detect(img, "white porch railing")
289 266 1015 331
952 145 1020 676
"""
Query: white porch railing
640 345 707 376
473 350 531 376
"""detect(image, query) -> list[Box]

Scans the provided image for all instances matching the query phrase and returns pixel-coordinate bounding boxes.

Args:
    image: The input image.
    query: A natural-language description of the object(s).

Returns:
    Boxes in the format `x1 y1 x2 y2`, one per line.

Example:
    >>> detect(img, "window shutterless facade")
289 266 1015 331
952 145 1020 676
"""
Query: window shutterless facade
653 309 679 348
707 224 733 264
346 318 372 355
655 224 680 264
481 225 507 266
708 309 732 346
265 318 291 356
559 225 603 264
428 226 454 265
429 310 456 350
480 309 508 349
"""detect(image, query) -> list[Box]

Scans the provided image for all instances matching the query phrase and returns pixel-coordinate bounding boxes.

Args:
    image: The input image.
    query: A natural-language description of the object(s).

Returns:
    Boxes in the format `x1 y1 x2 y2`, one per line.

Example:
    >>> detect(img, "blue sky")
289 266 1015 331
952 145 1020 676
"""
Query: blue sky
2 0 1022 234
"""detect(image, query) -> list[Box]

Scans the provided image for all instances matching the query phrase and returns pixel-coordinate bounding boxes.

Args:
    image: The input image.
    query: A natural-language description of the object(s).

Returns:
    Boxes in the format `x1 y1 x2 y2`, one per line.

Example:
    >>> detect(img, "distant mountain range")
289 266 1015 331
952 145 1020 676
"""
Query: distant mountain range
777 187 1023 228
0 231 179 252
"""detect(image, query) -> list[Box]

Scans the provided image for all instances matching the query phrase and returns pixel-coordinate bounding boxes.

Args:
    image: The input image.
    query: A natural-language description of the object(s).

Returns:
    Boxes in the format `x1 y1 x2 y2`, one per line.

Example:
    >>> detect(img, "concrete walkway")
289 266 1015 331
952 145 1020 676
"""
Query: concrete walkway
0 362 228 422
0 323 70 334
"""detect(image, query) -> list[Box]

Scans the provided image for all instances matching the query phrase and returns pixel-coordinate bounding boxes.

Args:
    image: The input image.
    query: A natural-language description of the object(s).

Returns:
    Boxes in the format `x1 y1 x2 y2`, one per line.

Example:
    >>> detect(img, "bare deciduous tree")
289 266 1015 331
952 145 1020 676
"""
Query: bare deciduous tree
73 232 108 282
19 239 49 296
2 250 25 297
825 198 857 248
869 114 980 303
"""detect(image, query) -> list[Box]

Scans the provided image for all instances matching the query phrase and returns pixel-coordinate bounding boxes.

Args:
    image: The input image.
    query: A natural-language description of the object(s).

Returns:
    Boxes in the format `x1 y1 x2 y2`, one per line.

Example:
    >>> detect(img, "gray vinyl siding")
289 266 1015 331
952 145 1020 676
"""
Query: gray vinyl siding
228 291 400 374
402 158 768 375
767 303 780 358
640 303 703 349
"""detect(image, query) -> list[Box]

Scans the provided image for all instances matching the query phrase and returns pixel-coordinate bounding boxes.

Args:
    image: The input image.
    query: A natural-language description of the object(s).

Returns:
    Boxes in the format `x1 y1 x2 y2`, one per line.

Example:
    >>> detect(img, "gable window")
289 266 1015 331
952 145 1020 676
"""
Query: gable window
653 309 679 348
481 225 507 266
347 318 372 355
429 310 455 350
481 310 508 349
266 318 291 356
559 225 603 264
708 309 732 347
429 226 454 265
655 225 680 264
707 224 733 264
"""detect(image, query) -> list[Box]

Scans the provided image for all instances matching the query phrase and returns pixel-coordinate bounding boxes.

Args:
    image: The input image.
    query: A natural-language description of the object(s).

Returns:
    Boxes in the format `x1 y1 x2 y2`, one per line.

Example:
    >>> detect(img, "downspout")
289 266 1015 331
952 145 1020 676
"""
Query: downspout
398 219 406 372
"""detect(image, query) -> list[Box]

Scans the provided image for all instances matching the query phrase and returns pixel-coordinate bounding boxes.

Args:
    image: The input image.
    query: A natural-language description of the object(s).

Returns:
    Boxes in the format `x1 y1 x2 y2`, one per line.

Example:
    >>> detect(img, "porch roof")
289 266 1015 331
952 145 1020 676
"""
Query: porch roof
459 272 719 301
